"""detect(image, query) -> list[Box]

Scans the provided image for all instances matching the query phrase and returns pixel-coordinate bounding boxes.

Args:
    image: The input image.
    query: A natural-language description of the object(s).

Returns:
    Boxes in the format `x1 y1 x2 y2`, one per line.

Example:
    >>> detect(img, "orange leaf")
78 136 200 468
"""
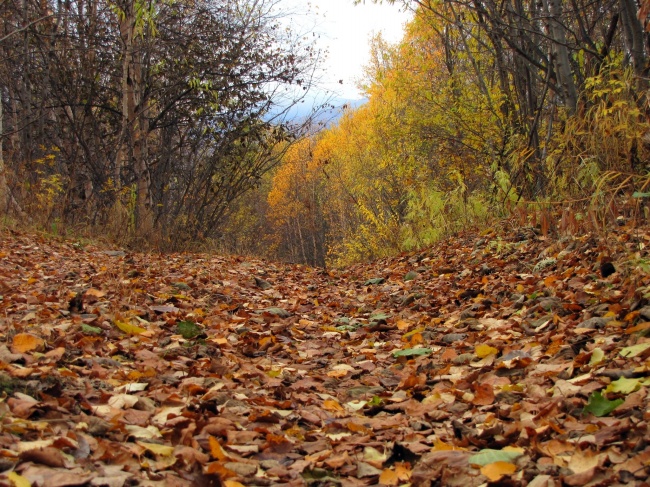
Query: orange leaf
432 439 465 451
480 461 517 481
544 276 558 287
204 461 236 477
259 335 276 347
626 322 650 334
327 369 349 378
347 422 372 435
408 332 424 346
379 468 399 486
11 333 45 354
394 462 412 481
208 436 228 461
441 348 457 362
323 399 344 411
396 320 410 331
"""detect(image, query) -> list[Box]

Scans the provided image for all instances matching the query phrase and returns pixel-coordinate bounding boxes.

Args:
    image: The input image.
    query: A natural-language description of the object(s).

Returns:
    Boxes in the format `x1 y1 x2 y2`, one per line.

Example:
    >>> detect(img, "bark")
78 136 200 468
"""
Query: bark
542 0 578 114
117 0 152 235
0 89 8 214
619 0 648 93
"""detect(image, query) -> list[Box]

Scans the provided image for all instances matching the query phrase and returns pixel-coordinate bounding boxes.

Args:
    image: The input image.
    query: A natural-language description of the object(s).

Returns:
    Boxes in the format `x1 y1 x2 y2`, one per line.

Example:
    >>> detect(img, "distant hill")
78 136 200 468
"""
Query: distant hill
271 96 367 128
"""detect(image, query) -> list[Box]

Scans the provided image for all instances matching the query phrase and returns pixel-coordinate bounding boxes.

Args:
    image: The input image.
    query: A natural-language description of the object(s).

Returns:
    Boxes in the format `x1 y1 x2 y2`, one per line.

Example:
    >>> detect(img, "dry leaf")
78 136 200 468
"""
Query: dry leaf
481 461 517 481
11 333 45 354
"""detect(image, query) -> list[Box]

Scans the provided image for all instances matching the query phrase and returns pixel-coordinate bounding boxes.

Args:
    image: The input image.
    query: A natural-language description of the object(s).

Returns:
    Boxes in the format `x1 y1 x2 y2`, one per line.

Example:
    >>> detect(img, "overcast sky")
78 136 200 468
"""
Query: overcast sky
283 0 412 100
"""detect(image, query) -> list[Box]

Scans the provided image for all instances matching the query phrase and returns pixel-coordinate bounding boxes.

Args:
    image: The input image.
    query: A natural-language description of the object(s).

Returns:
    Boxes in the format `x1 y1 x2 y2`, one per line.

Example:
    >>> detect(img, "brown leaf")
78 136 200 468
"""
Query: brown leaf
472 383 495 406
19 446 68 468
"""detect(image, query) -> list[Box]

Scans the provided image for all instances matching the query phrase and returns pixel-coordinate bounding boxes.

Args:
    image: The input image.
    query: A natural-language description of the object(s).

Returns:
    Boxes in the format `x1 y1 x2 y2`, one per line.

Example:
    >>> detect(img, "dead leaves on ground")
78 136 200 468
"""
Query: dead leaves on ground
0 225 649 486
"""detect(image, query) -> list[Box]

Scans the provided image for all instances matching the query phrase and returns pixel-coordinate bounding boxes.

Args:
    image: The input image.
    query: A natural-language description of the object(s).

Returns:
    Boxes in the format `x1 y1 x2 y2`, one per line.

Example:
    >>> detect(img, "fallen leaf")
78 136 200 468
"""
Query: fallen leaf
114 320 147 335
6 471 31 487
379 468 399 485
469 448 524 466
475 344 498 358
583 391 623 417
480 461 517 481
619 342 650 358
11 333 45 354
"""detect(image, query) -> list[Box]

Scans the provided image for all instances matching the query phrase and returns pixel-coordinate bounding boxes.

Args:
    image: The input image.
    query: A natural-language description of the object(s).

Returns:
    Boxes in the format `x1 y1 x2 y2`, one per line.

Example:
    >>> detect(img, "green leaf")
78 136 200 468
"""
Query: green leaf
605 377 642 395
632 192 650 198
619 343 650 358
369 312 390 322
583 391 623 417
177 321 202 339
468 448 524 466
364 278 385 285
393 347 432 358
81 324 102 335
404 271 419 281
336 324 360 332
368 395 383 407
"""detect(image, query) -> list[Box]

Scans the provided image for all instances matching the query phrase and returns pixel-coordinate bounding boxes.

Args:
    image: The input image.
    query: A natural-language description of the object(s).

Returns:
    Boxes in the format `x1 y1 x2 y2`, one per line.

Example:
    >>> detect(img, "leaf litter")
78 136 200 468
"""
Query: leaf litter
0 224 649 486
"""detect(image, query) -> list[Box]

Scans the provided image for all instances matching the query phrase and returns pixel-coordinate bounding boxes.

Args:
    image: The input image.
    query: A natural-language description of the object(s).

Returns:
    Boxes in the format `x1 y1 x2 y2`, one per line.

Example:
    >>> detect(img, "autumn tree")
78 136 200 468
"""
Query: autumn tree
0 0 319 245
362 0 650 198
267 138 327 267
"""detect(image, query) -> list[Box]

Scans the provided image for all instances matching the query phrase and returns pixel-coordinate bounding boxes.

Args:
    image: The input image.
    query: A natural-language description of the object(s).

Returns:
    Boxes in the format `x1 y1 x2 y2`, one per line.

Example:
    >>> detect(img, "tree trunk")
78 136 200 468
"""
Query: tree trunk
542 0 578 114
0 89 8 214
117 0 152 236
620 0 648 94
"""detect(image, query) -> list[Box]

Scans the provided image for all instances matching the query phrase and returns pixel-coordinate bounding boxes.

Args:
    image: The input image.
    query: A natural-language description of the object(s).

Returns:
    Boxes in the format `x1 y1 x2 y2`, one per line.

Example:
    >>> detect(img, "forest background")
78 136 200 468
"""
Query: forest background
2 0 650 267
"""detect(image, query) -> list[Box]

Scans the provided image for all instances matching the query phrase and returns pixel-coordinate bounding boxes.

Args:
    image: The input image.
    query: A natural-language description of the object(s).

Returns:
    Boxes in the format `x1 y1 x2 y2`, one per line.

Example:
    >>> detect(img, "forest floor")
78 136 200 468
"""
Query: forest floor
0 221 649 487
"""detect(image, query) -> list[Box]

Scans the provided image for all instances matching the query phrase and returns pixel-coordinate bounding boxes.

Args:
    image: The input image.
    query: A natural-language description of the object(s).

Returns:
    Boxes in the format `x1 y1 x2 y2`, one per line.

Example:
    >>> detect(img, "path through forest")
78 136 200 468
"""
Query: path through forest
0 224 649 486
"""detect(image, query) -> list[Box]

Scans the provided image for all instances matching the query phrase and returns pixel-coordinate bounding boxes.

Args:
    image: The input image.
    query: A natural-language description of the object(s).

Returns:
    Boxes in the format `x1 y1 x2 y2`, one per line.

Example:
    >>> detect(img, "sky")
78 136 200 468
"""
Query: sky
283 0 413 101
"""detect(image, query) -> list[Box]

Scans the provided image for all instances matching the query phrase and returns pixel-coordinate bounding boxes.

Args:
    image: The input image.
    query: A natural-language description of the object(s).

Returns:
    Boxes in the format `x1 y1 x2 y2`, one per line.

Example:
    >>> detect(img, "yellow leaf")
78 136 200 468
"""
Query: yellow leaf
137 441 174 456
224 481 246 487
7 472 31 487
589 348 605 366
267 368 282 378
12 333 45 354
475 344 498 358
480 461 517 481
115 320 147 335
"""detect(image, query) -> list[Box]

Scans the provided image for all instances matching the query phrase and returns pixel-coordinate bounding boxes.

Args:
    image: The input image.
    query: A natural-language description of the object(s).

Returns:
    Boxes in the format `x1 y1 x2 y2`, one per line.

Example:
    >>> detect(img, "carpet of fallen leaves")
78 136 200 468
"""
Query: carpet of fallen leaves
1 223 650 487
